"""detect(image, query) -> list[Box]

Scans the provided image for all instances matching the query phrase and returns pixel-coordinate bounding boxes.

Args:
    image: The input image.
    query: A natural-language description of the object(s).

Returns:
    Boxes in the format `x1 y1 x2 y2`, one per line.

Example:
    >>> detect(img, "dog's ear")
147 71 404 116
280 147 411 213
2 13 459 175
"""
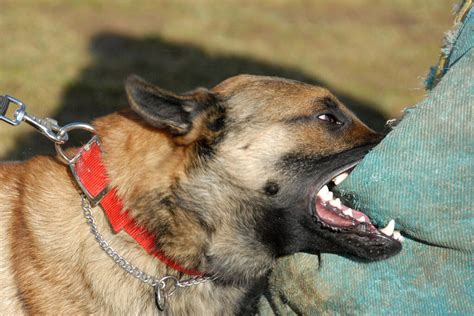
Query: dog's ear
125 75 216 137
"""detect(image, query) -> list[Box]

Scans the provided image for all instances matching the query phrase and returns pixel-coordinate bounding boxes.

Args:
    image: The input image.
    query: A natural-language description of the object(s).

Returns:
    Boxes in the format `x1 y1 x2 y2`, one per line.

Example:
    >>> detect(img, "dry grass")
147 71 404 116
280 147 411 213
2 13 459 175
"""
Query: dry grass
0 0 455 159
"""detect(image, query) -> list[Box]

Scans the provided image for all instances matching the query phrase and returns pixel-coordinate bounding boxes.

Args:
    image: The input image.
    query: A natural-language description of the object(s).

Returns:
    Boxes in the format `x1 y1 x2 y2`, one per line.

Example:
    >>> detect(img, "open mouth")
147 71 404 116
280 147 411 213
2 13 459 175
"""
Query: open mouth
312 168 404 242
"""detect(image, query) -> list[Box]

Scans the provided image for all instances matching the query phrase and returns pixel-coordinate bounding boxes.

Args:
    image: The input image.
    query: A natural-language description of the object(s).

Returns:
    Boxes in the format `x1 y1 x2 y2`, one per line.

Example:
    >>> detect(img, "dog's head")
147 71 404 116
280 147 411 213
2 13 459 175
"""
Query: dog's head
124 74 401 283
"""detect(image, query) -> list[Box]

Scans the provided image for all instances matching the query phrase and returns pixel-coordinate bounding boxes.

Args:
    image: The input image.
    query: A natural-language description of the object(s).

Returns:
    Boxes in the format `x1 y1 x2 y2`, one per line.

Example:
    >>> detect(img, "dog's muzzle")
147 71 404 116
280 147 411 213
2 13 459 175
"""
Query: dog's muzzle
309 167 403 260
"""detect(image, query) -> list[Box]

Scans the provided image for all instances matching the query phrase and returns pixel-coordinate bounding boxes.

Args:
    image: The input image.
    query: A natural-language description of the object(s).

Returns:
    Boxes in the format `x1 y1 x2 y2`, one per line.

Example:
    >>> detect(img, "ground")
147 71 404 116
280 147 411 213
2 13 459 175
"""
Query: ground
0 0 454 159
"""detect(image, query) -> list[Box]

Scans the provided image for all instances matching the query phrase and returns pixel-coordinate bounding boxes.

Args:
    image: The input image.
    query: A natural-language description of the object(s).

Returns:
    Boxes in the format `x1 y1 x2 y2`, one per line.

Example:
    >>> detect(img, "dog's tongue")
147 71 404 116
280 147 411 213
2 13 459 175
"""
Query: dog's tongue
315 199 356 227
314 185 374 230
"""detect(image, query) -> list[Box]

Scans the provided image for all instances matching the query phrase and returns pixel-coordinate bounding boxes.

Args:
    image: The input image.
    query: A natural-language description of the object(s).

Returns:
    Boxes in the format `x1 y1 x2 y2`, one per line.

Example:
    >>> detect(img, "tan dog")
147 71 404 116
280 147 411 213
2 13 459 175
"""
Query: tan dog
0 75 401 315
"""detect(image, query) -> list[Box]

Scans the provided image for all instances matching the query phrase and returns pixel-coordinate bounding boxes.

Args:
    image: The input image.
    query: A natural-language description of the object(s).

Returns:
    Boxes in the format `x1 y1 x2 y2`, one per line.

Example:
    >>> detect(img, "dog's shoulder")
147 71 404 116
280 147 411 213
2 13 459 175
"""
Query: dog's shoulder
1 155 67 186
0 154 68 218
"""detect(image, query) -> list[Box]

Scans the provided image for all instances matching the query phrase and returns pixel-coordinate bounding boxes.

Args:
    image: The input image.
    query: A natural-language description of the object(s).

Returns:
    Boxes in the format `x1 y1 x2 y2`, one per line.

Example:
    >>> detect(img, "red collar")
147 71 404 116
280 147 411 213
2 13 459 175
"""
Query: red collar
70 137 204 277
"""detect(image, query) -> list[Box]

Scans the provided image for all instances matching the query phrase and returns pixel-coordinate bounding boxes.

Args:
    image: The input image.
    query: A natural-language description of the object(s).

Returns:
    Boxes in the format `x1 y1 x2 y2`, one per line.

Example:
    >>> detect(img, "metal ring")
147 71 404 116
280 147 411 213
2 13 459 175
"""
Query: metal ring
54 122 96 164
159 276 179 297
155 285 168 311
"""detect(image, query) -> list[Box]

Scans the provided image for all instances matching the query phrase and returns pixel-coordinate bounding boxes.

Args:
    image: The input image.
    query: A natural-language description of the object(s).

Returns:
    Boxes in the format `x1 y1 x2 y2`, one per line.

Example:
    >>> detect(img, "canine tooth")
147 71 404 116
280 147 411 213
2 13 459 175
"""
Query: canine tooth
357 216 366 222
319 185 329 196
380 219 395 236
393 230 404 242
319 185 331 200
342 208 353 217
333 172 349 185
330 198 342 208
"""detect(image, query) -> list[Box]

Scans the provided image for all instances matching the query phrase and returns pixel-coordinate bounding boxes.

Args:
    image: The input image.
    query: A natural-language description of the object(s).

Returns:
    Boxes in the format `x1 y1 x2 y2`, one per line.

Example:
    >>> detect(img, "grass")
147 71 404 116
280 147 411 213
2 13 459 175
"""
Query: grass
0 0 455 159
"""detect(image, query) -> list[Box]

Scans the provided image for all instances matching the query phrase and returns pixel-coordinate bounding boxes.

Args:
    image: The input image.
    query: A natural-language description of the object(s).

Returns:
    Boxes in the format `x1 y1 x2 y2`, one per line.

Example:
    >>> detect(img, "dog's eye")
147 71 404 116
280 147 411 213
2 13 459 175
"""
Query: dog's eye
317 114 341 125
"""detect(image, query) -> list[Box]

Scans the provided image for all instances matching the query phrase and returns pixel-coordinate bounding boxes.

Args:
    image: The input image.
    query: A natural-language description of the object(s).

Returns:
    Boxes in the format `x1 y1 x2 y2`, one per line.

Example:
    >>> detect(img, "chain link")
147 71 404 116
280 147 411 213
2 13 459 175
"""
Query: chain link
81 195 212 293
81 196 159 286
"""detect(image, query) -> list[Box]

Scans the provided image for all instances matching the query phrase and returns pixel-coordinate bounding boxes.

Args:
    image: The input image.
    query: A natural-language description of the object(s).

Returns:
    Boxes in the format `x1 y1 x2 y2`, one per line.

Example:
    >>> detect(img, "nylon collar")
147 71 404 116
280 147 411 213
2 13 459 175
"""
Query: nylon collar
70 136 204 277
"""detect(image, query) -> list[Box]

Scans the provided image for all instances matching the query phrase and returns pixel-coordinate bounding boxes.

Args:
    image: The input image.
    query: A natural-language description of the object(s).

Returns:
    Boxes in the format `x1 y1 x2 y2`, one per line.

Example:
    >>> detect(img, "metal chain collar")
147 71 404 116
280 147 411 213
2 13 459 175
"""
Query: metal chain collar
0 95 213 311
81 196 212 307
80 163 213 312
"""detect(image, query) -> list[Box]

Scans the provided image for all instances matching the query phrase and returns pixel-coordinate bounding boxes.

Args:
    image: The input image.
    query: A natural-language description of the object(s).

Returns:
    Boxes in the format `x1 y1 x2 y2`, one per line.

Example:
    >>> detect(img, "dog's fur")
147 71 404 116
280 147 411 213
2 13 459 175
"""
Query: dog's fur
0 75 399 315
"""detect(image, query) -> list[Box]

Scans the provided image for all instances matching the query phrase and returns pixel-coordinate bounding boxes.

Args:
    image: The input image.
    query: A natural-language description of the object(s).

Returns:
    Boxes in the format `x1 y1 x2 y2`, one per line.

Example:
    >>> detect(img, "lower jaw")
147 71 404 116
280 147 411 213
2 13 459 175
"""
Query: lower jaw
311 193 402 242
309 168 404 242
313 196 376 230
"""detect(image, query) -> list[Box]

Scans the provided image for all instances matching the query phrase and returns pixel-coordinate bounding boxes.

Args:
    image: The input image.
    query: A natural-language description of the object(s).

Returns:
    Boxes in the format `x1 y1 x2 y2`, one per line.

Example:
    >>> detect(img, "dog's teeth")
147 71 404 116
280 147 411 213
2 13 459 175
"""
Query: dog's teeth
326 191 333 200
319 185 330 200
329 198 342 208
342 208 353 217
319 185 329 196
393 230 404 242
357 216 365 222
333 172 349 185
380 219 395 236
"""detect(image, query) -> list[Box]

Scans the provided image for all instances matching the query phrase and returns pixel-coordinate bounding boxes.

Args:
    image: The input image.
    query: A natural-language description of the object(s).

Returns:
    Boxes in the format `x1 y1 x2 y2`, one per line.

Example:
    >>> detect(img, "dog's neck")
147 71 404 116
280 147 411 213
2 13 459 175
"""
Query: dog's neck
90 110 275 288
92 110 208 273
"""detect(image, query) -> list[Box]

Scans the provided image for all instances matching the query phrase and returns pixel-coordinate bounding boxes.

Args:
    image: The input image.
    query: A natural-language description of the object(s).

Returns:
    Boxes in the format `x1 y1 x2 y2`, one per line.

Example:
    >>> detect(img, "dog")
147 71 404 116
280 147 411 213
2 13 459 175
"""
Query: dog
0 74 401 315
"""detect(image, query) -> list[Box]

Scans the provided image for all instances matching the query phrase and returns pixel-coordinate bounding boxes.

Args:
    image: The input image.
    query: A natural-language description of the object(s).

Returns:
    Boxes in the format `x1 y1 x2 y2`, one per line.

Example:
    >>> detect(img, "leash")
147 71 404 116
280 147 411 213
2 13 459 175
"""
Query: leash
0 95 213 311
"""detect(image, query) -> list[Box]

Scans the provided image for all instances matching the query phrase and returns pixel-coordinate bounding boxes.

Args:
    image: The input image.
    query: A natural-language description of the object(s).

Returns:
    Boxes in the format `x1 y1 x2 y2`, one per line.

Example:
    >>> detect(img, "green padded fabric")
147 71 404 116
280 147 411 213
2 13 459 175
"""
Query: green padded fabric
260 6 473 316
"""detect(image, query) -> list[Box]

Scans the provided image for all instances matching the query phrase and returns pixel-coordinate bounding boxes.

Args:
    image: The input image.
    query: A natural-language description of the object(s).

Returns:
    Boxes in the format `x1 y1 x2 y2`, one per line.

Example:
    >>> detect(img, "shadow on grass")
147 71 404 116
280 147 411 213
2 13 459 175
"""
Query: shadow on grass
3 32 387 160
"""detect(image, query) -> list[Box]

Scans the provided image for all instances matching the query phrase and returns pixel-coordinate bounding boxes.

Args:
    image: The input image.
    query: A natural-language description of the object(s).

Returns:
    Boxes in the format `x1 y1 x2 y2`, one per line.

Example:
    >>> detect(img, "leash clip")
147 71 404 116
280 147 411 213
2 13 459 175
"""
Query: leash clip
0 95 68 144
